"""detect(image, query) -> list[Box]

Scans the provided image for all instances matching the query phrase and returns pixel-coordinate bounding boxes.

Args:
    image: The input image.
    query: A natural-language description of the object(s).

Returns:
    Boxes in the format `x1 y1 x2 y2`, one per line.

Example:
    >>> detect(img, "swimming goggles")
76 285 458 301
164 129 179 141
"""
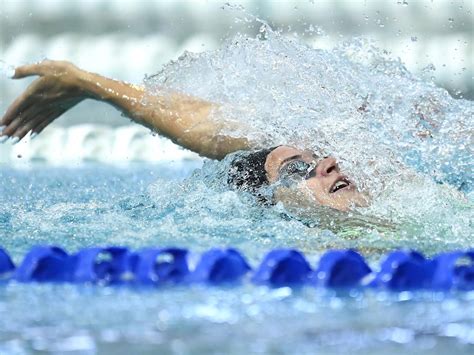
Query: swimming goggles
278 159 317 186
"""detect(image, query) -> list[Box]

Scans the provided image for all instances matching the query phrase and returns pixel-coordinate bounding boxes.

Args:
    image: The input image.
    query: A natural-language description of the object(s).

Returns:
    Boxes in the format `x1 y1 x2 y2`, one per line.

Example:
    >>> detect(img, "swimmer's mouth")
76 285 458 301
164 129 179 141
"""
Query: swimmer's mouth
330 178 352 193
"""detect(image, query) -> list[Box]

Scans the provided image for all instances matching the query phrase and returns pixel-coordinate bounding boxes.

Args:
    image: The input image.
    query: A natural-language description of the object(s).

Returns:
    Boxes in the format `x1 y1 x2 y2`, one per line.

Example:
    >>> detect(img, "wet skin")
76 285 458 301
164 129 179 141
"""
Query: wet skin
265 146 369 211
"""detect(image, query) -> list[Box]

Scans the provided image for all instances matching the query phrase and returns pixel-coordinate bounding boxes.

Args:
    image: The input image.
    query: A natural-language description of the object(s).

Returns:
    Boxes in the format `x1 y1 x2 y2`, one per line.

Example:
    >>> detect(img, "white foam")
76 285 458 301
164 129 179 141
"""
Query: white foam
143 25 472 243
0 124 201 165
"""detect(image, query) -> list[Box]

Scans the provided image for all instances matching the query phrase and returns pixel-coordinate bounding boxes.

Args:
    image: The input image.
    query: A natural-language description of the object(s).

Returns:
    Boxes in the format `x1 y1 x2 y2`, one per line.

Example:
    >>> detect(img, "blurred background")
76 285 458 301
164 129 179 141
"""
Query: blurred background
0 0 472 164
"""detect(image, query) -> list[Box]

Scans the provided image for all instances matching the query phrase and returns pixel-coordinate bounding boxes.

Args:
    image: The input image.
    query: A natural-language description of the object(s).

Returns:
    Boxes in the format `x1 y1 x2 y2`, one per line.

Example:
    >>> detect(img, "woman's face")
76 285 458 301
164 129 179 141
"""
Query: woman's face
264 146 369 211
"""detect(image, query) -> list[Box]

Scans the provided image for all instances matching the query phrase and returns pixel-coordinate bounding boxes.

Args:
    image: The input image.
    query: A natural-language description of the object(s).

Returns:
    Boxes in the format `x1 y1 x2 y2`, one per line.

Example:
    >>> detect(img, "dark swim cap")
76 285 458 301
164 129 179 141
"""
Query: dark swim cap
227 147 278 202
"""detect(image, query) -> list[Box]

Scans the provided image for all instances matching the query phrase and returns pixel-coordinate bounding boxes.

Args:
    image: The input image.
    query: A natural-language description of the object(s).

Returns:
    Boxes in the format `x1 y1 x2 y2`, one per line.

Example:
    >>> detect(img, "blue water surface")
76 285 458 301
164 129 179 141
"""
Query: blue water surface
1 163 473 354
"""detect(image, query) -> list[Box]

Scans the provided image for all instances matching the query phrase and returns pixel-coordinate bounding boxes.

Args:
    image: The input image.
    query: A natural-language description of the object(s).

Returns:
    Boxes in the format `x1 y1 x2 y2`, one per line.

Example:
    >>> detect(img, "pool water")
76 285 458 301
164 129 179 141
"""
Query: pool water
0 163 201 256
1 163 473 354
1 19 473 354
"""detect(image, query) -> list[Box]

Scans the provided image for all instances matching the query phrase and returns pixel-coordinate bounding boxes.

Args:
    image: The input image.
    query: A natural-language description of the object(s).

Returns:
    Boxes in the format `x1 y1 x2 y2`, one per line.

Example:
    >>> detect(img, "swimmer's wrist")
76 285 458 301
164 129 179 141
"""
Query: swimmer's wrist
75 70 108 100
75 70 124 102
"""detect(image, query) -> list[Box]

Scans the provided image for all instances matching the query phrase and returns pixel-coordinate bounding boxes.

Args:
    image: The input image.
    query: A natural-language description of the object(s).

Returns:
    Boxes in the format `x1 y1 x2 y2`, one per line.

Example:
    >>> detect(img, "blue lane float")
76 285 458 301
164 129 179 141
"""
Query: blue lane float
189 248 251 284
369 250 435 291
431 251 474 291
1 246 473 291
252 249 312 286
314 250 371 288
14 246 70 282
71 247 132 284
129 247 190 285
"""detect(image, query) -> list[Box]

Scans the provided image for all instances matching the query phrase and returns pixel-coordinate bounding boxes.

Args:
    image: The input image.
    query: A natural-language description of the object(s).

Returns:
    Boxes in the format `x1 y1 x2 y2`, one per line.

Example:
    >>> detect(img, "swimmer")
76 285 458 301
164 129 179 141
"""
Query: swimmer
0 60 369 211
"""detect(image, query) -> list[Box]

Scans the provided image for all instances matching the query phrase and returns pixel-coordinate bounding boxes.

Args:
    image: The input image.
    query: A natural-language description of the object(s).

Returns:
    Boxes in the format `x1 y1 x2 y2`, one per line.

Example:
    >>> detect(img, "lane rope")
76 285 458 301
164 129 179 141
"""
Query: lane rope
1 246 473 291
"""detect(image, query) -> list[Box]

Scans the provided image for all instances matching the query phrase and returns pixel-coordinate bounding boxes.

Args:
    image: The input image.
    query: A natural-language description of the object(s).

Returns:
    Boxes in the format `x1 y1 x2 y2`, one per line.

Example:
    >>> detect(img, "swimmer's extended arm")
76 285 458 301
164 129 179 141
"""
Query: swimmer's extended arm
0 60 250 159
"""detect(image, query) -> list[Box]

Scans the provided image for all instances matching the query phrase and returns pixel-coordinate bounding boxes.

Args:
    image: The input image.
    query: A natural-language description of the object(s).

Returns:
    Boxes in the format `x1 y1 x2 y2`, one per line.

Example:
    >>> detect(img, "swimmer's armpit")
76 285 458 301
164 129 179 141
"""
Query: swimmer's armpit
0 59 252 159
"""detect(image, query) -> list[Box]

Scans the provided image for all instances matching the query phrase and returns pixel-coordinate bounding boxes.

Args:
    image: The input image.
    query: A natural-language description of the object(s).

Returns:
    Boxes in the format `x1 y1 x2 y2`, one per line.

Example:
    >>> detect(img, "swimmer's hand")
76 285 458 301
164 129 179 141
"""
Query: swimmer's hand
1 60 88 141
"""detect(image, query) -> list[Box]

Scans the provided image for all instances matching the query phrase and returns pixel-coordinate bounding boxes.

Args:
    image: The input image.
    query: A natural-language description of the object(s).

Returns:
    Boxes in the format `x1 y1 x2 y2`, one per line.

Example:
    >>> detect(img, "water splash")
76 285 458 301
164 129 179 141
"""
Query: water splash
0 60 15 78
145 21 473 248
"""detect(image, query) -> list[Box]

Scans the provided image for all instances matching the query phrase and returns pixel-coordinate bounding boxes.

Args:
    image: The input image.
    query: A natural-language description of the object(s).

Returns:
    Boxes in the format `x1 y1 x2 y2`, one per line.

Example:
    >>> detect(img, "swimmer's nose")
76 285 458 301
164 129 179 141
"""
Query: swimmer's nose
316 157 339 177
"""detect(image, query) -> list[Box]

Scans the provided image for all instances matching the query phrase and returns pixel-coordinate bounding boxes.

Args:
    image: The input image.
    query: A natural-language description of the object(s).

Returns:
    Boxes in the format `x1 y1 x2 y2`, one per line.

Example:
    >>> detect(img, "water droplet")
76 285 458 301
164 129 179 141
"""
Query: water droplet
0 60 15 78
422 63 436 73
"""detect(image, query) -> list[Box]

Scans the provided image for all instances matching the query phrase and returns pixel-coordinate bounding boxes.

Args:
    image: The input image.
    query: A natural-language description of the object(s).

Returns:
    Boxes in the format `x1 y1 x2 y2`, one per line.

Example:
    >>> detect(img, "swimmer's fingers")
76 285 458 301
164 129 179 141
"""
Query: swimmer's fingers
31 105 72 136
28 107 67 138
12 60 75 79
1 77 48 128
3 103 61 141
12 63 47 79
32 113 61 136
11 105 58 140
1 104 39 139
6 98 80 141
